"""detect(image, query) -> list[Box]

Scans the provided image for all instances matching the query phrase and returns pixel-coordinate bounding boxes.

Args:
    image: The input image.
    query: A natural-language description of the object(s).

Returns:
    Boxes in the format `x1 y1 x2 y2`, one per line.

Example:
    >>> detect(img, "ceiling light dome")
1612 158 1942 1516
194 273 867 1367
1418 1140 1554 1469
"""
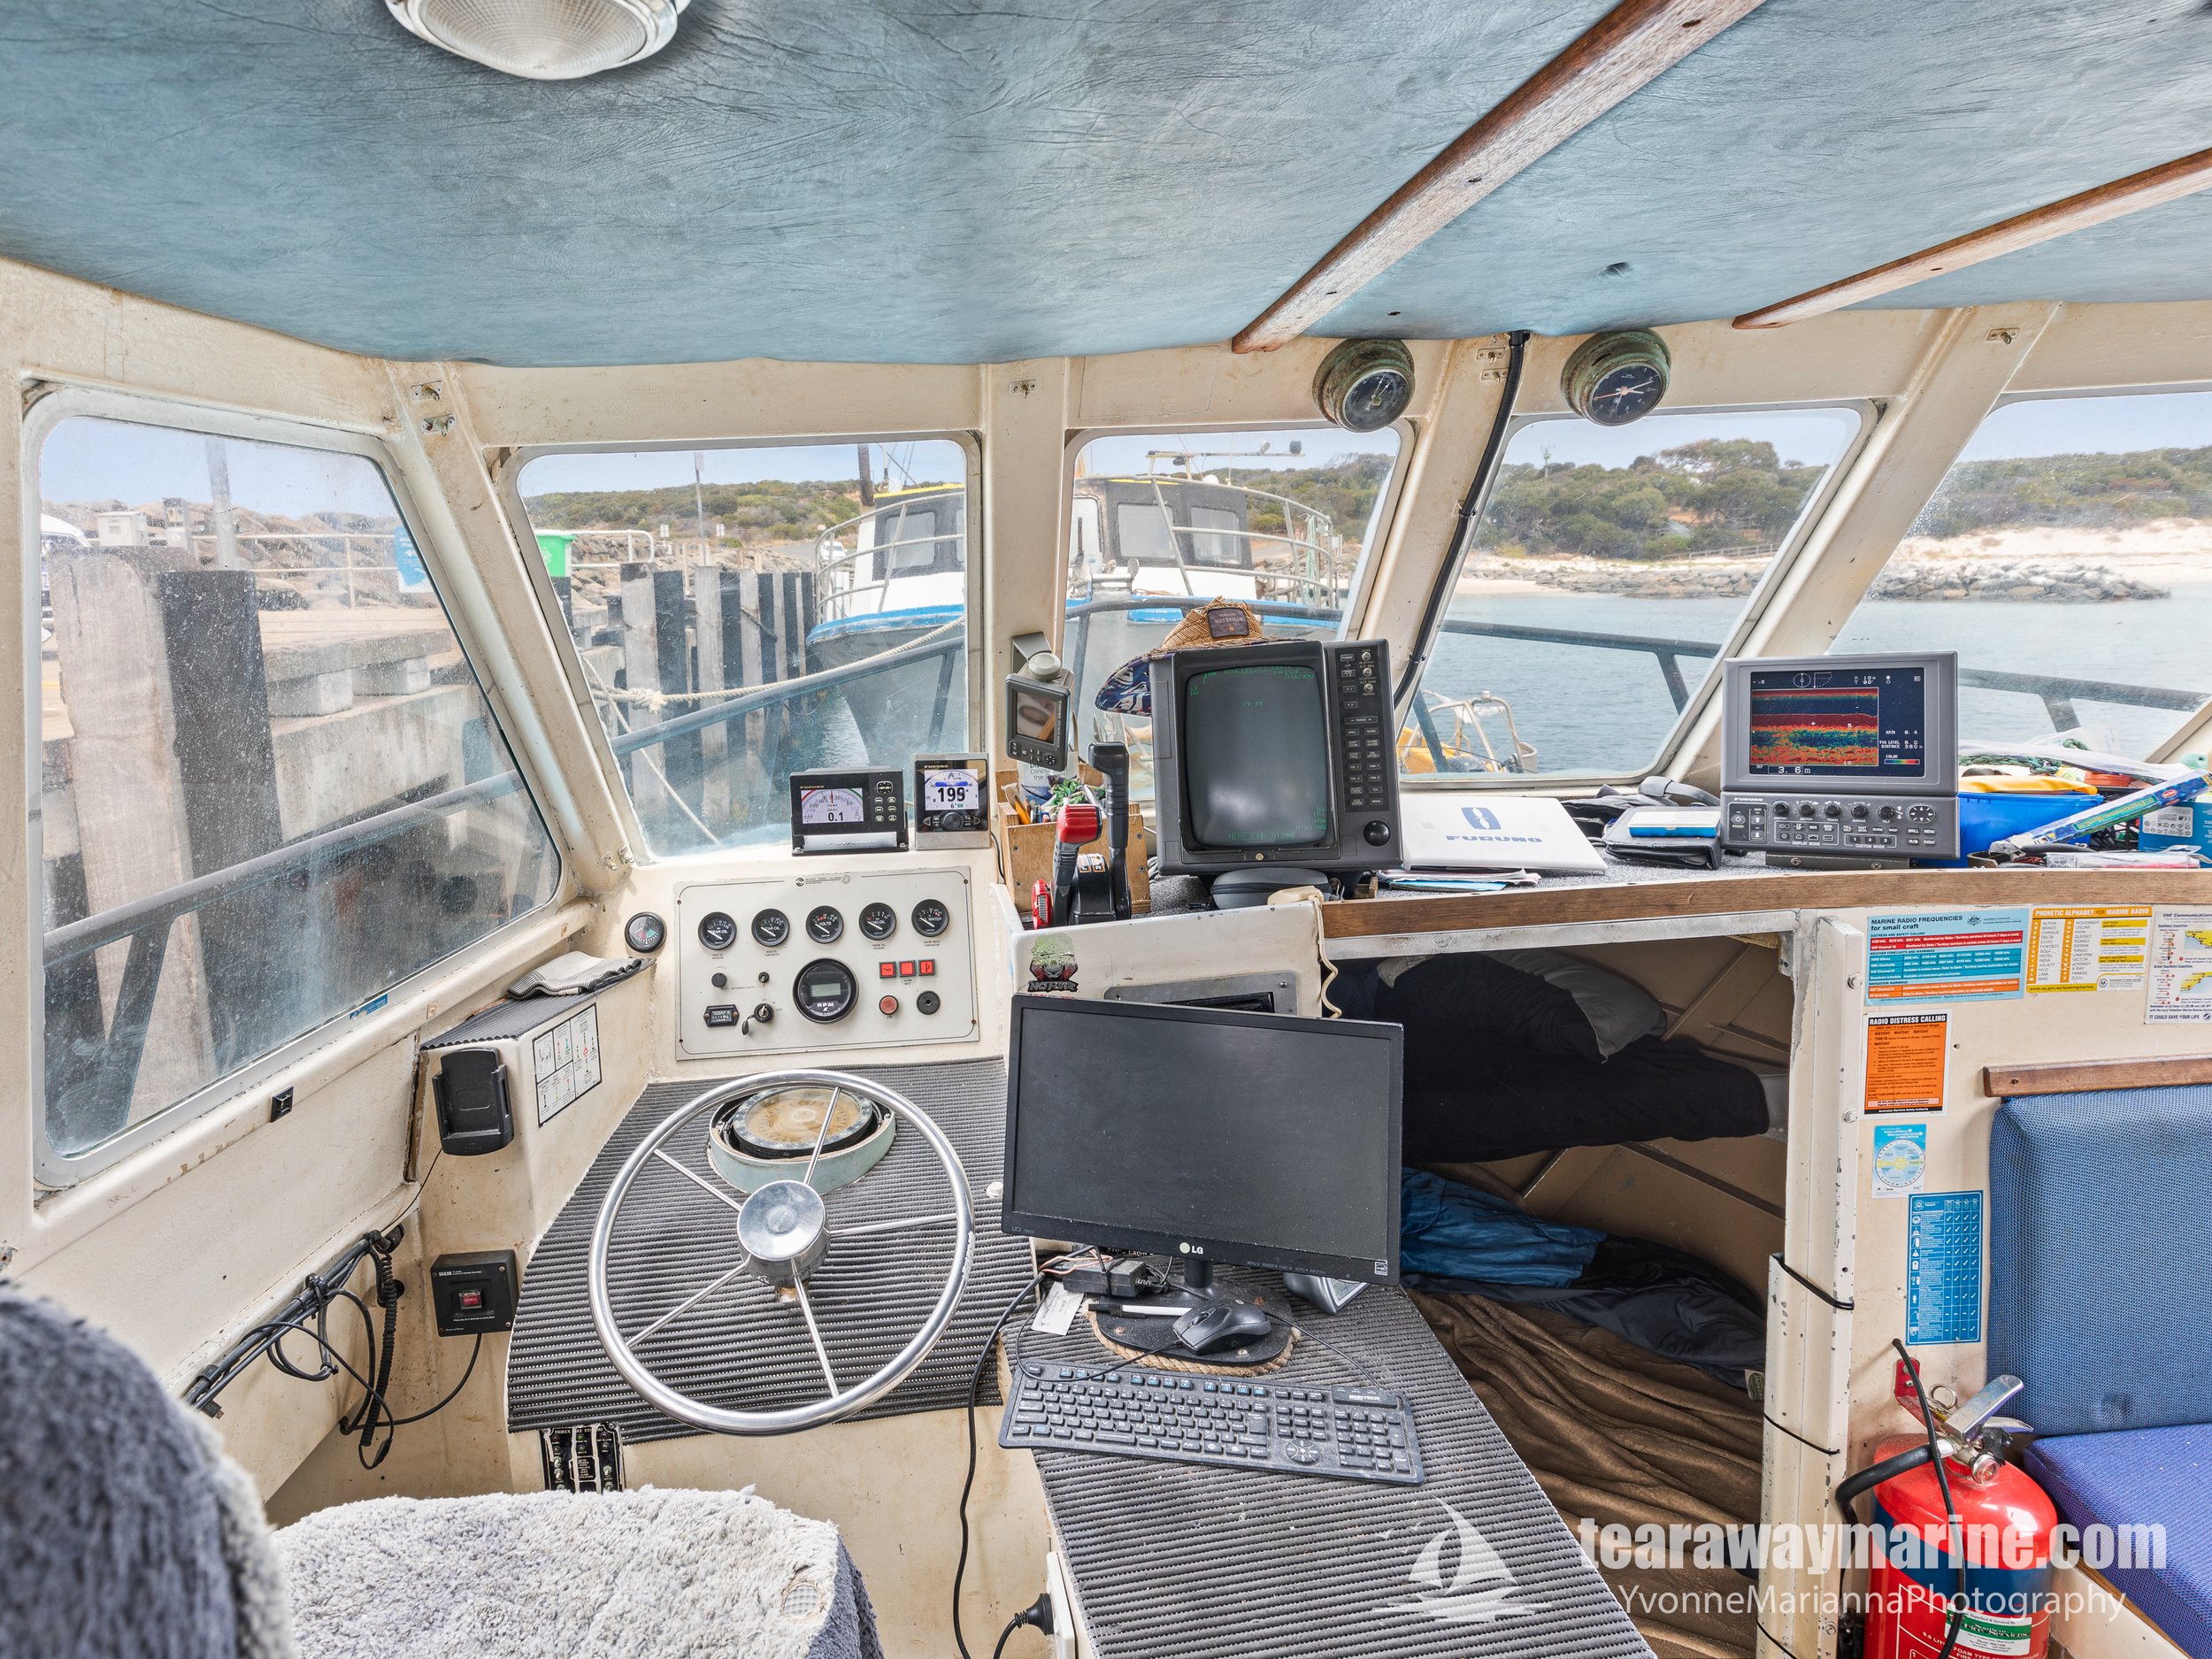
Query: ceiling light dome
386 0 690 81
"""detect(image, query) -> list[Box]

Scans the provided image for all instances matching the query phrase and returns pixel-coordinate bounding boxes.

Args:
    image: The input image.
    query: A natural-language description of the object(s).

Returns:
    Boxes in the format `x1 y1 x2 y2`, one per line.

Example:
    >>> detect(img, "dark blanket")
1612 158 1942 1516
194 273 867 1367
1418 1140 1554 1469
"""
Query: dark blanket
1402 1034 1769 1162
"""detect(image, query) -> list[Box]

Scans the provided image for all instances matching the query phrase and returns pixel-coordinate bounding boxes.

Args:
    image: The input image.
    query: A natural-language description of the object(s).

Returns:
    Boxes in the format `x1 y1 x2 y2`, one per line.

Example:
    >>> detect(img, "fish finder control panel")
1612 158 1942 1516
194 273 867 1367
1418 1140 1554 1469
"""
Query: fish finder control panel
1717 652 1960 861
676 869 979 1057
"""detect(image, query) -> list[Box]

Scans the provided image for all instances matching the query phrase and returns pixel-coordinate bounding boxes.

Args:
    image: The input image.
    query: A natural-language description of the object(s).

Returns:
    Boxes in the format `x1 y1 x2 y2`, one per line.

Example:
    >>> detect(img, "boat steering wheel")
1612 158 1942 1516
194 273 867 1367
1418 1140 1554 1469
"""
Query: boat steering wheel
586 1070 973 1435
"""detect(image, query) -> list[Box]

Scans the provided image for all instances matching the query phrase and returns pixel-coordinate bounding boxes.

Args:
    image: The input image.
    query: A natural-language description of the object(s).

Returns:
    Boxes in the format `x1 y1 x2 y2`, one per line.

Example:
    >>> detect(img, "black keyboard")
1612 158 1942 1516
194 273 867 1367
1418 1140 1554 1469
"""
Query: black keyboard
1001 1361 1424 1485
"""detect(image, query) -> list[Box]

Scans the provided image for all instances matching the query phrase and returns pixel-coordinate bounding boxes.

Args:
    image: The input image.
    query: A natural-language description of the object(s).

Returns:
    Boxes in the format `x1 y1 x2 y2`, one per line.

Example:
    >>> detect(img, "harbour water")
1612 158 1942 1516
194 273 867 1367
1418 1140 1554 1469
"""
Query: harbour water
1422 582 2212 776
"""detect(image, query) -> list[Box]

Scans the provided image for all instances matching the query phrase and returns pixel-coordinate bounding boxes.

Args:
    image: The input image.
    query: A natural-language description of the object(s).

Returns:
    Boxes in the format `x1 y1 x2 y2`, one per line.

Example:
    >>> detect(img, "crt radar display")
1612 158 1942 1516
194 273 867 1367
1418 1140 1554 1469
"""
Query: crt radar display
1182 661 1333 848
1747 666 1928 780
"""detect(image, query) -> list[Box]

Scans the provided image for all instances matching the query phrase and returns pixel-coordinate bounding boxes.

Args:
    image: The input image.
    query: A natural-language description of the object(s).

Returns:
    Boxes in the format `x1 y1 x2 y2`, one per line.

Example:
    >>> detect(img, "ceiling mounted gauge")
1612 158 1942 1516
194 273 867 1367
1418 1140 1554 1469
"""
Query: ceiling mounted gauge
751 909 791 949
858 902 898 941
805 905 844 945
624 912 667 954
1563 329 1671 426
1314 338 1415 433
697 911 737 952
911 898 952 939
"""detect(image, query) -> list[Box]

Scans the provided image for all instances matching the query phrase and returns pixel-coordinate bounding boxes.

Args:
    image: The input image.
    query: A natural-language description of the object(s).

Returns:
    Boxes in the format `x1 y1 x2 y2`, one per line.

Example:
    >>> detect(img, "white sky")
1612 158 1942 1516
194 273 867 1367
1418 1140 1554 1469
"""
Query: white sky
1075 426 1399 478
1502 408 1863 471
40 419 398 518
518 440 967 499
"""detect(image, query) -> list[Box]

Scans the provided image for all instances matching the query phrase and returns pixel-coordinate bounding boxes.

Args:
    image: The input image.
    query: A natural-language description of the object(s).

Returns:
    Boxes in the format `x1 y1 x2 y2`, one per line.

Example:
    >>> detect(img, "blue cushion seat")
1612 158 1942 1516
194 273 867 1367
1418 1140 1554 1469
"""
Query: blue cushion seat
2028 1425 2212 1658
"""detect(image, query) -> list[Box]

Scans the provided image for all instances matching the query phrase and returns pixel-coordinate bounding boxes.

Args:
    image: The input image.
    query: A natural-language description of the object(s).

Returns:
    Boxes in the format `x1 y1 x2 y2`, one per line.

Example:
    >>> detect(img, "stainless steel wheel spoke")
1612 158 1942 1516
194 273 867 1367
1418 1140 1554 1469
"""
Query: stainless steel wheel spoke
801 1085 846 1189
793 1280 840 1395
650 1147 747 1214
833 1210 959 1239
628 1257 751 1346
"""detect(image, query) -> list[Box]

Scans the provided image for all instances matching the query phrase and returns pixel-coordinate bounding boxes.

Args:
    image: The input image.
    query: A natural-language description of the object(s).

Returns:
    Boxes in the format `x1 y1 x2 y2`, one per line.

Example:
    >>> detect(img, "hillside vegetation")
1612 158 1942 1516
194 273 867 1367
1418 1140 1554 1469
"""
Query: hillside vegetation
525 480 868 546
1914 445 2212 538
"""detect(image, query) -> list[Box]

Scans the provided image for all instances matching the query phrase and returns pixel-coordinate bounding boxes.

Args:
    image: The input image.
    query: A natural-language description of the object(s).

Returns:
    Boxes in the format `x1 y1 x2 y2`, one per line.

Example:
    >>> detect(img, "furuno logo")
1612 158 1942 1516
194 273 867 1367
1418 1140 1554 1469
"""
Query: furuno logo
1460 805 1502 832
1401 1502 1549 1626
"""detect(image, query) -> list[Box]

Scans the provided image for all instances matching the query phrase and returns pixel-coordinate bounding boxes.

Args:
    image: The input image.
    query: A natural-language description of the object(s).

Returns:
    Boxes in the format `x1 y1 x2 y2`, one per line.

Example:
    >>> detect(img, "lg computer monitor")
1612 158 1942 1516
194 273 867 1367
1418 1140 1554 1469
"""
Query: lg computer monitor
1148 637 1402 883
1001 995 1403 1286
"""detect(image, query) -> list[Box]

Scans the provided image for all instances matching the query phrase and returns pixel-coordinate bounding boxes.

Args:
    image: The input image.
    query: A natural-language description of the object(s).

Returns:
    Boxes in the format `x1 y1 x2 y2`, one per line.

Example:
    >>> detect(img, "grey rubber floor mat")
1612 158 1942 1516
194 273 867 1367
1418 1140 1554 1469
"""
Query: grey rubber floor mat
508 1059 1031 1445
1021 1271 1655 1659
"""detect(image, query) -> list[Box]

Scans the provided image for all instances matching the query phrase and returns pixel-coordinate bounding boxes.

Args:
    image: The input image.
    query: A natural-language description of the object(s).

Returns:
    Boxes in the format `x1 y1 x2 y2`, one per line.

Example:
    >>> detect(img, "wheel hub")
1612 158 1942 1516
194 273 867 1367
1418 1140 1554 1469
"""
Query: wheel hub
737 1179 828 1284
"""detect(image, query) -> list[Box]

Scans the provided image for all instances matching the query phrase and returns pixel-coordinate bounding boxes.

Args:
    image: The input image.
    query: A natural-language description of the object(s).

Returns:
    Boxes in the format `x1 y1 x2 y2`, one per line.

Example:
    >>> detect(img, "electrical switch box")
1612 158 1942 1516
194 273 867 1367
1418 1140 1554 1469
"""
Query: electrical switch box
431 1250 519 1335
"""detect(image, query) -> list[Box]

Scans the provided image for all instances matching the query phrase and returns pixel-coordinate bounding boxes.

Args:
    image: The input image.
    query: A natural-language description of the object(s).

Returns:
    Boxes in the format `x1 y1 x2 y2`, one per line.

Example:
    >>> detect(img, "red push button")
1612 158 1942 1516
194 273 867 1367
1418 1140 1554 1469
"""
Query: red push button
879 961 896 979
919 958 935 977
878 995 899 1016
899 961 917 978
458 1290 483 1310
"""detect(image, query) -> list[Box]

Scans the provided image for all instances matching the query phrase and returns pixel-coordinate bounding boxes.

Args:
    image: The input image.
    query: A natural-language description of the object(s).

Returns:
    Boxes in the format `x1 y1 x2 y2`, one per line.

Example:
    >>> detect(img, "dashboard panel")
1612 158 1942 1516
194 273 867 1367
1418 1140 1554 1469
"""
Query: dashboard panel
675 868 979 1058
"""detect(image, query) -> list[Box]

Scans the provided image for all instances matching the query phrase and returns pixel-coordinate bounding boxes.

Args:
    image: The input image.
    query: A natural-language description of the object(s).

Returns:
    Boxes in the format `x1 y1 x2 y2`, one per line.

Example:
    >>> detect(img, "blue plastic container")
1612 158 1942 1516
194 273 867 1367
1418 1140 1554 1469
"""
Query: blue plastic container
1956 790 2099 857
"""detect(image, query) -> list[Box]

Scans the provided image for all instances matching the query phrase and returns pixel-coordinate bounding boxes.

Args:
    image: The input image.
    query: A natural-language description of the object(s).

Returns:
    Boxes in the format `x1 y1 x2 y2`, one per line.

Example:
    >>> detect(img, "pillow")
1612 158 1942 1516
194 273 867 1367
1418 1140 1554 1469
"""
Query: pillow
1378 949 1665 1064
1490 949 1667 1059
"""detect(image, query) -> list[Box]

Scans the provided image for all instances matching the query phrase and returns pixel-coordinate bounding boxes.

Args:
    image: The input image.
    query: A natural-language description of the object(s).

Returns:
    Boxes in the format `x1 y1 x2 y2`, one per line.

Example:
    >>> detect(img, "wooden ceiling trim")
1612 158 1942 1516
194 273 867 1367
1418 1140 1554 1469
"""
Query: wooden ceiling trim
1736 146 2212 329
1233 0 1770 353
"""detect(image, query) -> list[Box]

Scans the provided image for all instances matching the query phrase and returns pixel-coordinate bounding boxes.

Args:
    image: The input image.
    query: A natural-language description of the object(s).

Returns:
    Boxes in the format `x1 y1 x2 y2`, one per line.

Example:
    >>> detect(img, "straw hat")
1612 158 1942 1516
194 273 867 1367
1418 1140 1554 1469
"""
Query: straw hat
1093 599 1270 715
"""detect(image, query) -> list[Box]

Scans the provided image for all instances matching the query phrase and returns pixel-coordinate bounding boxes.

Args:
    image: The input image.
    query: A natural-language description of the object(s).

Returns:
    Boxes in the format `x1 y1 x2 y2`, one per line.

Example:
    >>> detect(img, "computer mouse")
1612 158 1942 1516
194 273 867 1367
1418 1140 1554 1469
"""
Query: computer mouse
1173 1302 1274 1354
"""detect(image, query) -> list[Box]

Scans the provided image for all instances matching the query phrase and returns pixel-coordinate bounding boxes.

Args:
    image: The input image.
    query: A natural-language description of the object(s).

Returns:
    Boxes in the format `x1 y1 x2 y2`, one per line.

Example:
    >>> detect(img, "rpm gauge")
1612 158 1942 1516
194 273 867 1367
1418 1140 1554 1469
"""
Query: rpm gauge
858 901 897 941
750 909 790 949
697 910 738 952
805 904 844 944
911 898 951 938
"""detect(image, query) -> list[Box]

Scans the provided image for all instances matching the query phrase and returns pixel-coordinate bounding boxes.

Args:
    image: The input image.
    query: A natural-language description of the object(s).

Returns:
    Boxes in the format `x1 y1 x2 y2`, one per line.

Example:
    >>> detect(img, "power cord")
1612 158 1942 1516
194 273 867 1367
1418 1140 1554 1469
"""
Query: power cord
992 1594 1055 1657
954 1266 1052 1659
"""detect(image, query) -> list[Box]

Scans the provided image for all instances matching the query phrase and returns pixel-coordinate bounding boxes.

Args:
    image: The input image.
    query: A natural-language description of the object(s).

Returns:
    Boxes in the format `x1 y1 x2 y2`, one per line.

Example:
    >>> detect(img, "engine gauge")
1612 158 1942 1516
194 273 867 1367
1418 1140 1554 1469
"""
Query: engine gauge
697 910 738 952
805 904 844 944
624 911 667 954
911 898 951 938
858 901 897 941
793 959 857 1023
750 909 790 948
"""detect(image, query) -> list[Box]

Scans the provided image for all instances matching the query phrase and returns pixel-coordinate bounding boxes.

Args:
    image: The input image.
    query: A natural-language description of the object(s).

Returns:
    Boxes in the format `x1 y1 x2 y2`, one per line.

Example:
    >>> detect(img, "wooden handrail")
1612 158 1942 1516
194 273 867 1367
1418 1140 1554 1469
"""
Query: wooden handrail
1985 1054 2212 1099
1736 147 2212 329
1233 0 1769 352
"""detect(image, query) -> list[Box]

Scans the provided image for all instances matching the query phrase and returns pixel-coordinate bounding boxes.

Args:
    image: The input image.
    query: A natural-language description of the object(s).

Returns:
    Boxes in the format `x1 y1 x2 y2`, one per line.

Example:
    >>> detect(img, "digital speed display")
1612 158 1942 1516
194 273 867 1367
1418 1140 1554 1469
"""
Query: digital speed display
788 767 907 854
915 754 990 840
800 786 865 826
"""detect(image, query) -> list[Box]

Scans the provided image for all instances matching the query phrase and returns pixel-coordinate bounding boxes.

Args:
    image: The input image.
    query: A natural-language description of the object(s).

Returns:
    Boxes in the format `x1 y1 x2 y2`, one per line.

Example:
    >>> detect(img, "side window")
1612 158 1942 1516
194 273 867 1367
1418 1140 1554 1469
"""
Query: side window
1833 390 2212 756
1400 408 1861 779
1063 426 1404 791
516 441 972 856
36 415 561 1172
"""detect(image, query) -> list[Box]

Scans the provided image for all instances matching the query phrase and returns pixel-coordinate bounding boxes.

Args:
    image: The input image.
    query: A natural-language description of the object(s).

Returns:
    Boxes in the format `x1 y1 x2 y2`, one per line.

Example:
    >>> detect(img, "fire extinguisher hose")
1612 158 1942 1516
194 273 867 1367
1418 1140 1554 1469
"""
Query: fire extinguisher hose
1832 1441 1933 1521
1893 1340 1968 1659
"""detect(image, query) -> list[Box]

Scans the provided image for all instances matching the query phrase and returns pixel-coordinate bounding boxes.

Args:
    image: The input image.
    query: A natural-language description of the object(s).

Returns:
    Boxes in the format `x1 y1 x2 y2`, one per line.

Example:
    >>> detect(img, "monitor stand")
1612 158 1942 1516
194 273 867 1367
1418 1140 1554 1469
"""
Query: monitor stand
1094 1258 1291 1369
1208 866 1334 910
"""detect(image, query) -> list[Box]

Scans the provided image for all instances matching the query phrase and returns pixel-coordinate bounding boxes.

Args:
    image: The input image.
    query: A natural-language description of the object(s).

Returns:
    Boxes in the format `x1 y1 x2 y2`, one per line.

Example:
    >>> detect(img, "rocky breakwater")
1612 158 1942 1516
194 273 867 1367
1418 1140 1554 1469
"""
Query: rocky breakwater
1463 555 2169 603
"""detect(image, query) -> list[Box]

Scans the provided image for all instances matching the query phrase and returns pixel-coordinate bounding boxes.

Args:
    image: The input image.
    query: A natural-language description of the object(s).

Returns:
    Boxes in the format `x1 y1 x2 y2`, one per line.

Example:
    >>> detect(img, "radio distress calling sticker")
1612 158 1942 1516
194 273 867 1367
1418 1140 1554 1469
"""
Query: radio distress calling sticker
1864 1012 1947 1115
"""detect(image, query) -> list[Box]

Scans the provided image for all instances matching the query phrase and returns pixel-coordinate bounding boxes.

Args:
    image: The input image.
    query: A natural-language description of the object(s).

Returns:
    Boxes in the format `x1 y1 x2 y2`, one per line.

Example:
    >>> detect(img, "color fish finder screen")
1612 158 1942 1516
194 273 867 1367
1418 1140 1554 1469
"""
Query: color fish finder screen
1746 666 1928 779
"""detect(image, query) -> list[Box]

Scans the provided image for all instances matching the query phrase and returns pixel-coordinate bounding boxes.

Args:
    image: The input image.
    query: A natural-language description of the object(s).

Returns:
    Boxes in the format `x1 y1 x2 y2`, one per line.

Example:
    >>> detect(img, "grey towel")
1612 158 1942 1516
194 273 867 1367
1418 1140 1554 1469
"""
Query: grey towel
0 1286 296 1659
278 1487 884 1659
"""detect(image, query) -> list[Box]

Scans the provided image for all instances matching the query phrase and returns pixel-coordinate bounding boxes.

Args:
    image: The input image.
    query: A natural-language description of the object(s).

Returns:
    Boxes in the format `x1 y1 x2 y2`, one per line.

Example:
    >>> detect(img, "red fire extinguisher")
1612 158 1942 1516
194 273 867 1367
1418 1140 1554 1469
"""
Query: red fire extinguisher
1839 1342 2057 1659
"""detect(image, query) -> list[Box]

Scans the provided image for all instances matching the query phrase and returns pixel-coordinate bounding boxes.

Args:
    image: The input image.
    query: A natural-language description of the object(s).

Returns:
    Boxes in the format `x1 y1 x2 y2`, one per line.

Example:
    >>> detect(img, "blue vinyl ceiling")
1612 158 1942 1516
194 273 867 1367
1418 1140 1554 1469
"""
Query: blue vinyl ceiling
2 1 2209 366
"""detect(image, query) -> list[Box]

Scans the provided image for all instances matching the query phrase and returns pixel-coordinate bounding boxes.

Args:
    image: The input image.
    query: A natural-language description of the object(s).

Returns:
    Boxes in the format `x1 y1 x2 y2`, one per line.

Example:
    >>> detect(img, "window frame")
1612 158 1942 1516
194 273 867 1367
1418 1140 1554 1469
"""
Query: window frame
1398 398 1878 790
498 430 985 865
24 385 570 1187
1058 418 1417 648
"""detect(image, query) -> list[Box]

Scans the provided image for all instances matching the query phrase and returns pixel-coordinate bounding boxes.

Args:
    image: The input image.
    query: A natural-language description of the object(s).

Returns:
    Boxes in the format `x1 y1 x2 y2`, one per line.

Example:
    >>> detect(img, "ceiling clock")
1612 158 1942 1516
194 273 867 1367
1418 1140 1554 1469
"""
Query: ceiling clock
1563 329 1671 426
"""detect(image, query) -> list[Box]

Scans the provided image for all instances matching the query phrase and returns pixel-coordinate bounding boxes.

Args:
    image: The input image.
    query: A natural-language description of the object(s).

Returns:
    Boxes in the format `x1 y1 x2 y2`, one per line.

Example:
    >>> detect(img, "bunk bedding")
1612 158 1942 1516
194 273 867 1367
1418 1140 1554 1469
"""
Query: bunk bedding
1410 1292 1763 1659
1338 955 1770 1161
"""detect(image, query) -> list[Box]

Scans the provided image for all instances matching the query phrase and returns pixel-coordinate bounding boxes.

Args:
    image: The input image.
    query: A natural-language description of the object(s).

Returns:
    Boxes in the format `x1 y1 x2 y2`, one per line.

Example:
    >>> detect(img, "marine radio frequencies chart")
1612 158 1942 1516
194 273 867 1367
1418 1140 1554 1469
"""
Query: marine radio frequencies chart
2149 908 2212 1022
1748 682 1880 769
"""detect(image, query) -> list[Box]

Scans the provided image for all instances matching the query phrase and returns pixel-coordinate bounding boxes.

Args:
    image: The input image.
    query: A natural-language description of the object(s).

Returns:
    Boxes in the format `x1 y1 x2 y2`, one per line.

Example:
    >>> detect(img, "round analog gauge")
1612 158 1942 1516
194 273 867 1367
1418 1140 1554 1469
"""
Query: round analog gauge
697 910 738 952
1561 328 1671 427
910 898 951 939
624 911 667 954
750 909 791 949
805 904 844 944
858 901 897 941
793 959 858 1023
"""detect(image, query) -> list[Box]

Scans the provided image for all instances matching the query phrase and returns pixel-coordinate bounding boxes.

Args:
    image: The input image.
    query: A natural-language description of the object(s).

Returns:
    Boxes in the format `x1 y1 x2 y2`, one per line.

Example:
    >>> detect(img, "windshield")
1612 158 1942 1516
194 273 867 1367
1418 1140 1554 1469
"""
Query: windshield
518 440 972 855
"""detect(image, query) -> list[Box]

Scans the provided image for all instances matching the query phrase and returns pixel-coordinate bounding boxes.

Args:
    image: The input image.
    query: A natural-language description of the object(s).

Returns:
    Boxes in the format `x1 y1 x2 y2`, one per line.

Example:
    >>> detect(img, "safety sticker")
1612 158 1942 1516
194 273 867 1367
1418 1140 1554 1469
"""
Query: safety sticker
1871 1124 1927 1200
2148 907 2212 1024
1906 1191 1983 1346
1867 910 2028 1003
2027 905 2150 995
1865 1012 1947 1114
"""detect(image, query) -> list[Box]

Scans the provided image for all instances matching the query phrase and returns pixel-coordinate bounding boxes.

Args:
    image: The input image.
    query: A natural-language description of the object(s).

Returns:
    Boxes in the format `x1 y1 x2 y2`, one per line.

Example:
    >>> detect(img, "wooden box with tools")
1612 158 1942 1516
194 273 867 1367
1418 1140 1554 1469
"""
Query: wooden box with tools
995 765 1150 919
